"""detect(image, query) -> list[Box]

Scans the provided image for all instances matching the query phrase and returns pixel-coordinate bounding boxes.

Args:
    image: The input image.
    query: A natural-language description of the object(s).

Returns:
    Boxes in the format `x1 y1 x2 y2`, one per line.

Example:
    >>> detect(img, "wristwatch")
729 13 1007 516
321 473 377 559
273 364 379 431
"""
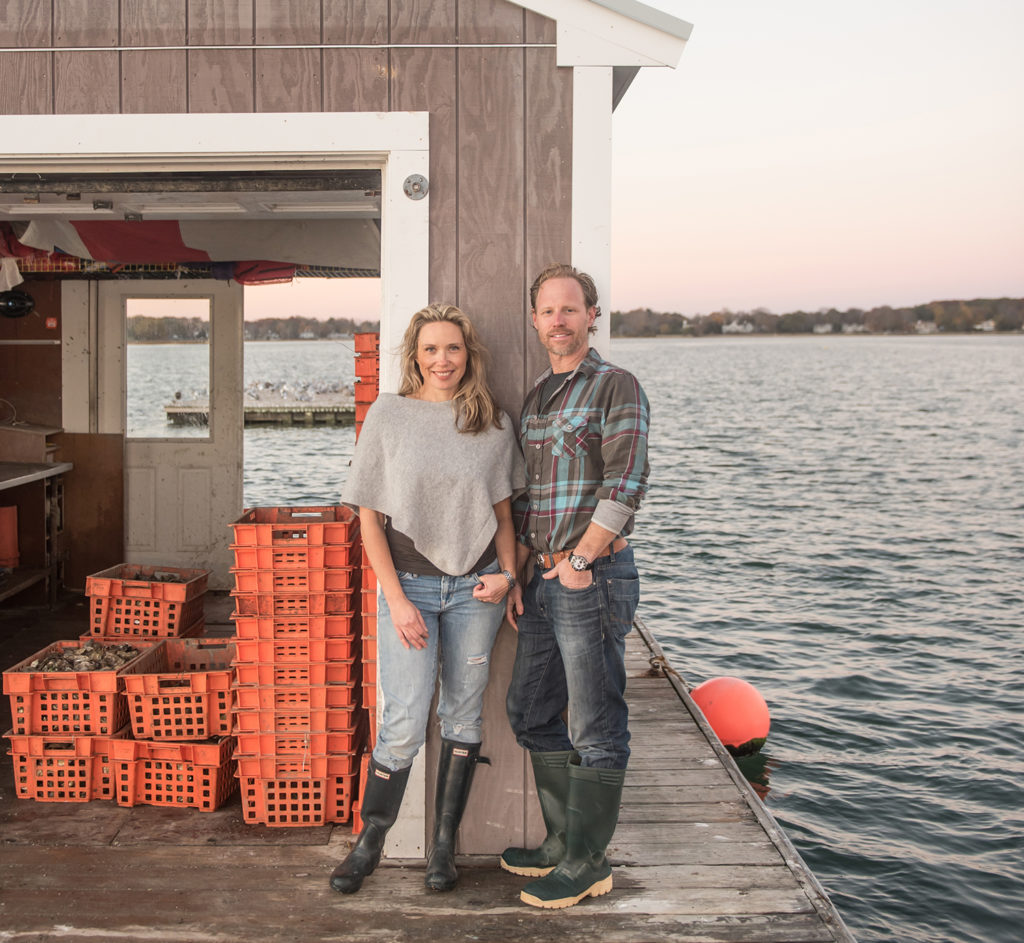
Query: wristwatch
568 553 592 572
500 569 516 590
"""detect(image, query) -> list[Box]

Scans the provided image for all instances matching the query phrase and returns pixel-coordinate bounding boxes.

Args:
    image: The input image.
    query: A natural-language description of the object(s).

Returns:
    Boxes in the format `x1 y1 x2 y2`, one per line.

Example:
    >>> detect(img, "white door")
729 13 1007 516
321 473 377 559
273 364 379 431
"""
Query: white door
98 280 243 590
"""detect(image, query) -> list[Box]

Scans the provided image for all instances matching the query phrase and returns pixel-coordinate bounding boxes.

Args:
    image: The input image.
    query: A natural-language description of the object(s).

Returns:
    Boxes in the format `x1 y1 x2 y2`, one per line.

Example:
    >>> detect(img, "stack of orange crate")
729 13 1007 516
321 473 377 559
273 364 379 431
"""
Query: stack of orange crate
110 636 238 812
2 639 146 803
228 506 365 826
353 331 379 439
352 332 381 830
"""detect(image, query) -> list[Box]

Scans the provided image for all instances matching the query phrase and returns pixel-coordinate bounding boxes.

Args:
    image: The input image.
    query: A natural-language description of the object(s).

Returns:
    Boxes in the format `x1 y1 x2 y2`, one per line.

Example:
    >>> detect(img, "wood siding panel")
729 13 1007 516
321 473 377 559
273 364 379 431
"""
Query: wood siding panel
0 55 52 114
255 0 321 45
123 51 188 113
459 0 523 44
54 0 117 46
451 47 528 855
390 0 455 44
524 45 572 385
54 52 119 113
0 0 51 45
255 48 321 112
391 47 457 303
525 8 556 45
122 0 188 114
457 47 526 418
188 49 254 112
323 0 388 44
186 0 253 45
323 49 389 112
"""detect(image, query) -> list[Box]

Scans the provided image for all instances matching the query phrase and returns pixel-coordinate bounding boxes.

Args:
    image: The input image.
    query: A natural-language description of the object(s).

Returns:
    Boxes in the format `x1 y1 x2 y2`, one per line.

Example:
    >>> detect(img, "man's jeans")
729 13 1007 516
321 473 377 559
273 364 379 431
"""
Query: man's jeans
506 546 639 770
373 560 504 771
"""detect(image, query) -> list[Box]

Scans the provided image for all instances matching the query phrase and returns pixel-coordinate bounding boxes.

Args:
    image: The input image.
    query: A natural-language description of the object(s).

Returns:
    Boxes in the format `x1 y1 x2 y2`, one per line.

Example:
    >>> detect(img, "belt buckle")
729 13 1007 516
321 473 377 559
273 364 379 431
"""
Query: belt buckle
535 551 548 567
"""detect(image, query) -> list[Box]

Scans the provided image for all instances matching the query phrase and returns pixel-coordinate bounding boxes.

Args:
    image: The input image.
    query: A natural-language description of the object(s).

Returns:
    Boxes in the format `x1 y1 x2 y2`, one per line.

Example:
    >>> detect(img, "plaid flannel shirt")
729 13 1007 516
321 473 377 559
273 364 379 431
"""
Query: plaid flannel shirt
514 348 650 554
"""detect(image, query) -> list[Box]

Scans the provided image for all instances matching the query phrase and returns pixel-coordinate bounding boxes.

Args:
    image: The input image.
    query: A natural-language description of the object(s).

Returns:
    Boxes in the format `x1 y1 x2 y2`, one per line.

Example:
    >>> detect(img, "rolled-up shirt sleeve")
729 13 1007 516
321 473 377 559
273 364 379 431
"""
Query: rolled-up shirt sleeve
591 371 650 534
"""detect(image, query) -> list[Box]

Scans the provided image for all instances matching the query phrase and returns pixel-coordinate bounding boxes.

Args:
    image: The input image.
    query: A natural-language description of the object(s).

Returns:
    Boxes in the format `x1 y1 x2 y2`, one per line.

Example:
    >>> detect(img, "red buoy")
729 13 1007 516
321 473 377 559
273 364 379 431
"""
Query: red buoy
690 676 770 756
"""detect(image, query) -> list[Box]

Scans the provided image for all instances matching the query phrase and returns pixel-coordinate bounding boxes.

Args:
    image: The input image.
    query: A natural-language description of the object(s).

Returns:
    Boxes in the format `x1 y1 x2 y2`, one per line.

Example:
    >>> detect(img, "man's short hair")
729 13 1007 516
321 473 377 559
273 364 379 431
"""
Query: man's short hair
530 263 602 334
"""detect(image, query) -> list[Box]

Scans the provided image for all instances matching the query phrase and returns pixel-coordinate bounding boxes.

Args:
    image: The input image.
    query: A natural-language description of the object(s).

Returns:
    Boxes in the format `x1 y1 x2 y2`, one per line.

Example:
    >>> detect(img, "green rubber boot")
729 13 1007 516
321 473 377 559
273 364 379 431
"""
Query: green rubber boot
500 750 575 877
330 759 410 894
519 765 625 909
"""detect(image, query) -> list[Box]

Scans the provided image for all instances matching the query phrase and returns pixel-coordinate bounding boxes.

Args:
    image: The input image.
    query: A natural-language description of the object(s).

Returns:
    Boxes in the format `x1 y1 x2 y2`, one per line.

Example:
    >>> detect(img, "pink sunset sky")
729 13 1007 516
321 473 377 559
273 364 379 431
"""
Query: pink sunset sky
235 0 1022 322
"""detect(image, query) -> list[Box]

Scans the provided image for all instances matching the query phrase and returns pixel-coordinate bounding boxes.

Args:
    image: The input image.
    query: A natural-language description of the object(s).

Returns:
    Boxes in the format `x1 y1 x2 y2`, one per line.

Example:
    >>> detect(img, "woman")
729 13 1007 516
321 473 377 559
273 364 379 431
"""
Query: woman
331 304 524 895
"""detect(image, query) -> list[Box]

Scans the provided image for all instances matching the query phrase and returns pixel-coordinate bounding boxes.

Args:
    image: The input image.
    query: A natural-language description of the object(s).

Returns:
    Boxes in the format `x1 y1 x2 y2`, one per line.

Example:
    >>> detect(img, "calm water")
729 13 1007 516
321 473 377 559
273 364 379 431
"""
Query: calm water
128 334 1024 943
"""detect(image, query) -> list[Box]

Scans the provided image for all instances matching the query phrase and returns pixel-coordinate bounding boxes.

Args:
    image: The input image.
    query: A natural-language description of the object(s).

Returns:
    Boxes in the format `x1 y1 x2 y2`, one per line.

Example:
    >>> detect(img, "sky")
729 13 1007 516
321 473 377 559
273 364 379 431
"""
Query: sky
244 0 1023 321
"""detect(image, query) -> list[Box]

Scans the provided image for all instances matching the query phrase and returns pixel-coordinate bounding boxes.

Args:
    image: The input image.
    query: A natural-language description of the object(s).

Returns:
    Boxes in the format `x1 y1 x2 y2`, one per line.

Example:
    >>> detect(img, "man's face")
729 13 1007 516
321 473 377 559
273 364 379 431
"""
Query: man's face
531 277 596 367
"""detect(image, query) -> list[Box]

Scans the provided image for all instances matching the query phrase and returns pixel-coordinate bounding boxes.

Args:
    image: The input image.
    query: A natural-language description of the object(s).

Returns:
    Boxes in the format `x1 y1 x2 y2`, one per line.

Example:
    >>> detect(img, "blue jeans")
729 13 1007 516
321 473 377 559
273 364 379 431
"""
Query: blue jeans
373 560 504 771
506 547 640 770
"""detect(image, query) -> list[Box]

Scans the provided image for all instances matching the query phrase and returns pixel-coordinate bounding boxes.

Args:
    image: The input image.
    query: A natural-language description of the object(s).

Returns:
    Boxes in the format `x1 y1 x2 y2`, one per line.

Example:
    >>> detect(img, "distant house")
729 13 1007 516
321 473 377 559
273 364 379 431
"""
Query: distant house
915 320 939 334
722 320 754 334
974 319 996 332
842 323 868 334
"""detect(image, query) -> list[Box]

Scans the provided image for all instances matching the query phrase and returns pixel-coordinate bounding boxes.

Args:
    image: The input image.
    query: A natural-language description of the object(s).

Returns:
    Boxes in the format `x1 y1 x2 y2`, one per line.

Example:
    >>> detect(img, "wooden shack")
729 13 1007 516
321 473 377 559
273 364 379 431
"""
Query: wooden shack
0 0 690 857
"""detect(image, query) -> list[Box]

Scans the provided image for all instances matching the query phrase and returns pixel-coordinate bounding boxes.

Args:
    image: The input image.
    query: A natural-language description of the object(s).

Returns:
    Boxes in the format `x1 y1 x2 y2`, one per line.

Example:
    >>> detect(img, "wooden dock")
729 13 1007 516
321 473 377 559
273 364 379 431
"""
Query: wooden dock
165 393 356 426
0 601 855 942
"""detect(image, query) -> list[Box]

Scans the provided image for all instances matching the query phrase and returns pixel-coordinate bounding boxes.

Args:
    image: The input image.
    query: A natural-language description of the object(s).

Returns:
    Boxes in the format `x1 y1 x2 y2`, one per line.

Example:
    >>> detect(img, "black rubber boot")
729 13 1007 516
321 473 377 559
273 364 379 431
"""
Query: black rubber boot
330 758 410 894
424 739 488 892
499 750 576 877
519 765 625 909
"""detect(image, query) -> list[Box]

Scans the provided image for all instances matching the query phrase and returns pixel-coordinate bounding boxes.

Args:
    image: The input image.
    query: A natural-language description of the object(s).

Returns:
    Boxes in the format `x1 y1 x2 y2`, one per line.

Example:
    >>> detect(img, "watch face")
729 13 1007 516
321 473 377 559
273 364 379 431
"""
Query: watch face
570 554 590 571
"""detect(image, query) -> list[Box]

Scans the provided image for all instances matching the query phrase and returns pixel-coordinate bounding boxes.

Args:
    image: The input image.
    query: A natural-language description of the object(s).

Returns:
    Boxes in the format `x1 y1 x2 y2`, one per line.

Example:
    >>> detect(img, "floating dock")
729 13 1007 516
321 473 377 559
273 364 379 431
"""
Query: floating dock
0 602 855 942
165 392 356 426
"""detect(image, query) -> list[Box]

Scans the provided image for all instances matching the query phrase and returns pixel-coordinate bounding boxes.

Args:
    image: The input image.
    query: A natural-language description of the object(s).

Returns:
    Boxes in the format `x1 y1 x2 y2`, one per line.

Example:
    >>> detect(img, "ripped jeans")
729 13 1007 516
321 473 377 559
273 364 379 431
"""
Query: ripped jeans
372 560 504 771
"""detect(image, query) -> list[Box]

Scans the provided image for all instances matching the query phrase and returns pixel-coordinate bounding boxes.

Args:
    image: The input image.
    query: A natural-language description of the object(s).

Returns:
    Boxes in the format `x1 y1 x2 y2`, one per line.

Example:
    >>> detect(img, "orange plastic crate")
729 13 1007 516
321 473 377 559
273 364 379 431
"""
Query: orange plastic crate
238 773 356 826
230 590 356 617
230 567 356 594
232 682 359 712
230 543 357 570
353 332 379 353
5 727 129 802
232 705 360 734
354 354 380 378
231 659 359 688
234 750 360 779
231 615 357 641
361 588 377 614
88 595 206 639
121 639 236 740
86 563 209 602
362 634 378 662
234 725 365 757
232 636 356 665
110 736 237 811
3 640 149 735
230 506 359 547
354 379 378 404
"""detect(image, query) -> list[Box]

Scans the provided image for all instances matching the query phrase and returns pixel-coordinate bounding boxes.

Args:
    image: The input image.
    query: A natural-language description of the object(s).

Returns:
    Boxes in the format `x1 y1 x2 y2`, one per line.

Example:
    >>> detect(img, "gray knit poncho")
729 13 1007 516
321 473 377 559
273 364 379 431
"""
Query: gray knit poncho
341 393 526 575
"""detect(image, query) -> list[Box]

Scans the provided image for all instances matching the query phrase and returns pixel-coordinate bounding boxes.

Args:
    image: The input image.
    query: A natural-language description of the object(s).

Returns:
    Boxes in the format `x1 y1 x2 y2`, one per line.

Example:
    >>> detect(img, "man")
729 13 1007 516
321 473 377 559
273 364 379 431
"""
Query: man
503 262 650 909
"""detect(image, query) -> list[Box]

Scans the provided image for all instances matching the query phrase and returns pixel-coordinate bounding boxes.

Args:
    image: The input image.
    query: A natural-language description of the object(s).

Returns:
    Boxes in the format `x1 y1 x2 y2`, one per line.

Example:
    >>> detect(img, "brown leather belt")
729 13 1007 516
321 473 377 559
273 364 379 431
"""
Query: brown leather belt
534 537 628 570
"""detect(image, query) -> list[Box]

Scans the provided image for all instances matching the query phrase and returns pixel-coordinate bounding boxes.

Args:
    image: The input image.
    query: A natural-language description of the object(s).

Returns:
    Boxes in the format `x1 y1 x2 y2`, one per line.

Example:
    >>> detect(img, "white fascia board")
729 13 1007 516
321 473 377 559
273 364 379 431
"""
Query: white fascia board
515 0 690 67
0 112 428 171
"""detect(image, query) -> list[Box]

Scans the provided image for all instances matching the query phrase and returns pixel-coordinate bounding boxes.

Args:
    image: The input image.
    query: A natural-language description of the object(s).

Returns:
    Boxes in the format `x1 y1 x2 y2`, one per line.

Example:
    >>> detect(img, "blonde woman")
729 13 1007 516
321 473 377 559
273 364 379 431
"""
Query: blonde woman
332 304 524 895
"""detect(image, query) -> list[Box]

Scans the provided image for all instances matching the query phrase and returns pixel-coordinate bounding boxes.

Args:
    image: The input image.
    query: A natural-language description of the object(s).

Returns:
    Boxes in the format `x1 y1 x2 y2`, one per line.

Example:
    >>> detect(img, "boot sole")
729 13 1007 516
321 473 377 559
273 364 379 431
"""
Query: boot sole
499 859 555 877
520 875 613 909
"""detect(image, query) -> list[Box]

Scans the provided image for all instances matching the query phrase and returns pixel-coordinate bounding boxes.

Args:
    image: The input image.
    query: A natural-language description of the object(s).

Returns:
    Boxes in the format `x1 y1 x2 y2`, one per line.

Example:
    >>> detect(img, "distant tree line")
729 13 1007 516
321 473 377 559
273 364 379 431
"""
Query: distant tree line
127 315 379 342
610 298 1024 336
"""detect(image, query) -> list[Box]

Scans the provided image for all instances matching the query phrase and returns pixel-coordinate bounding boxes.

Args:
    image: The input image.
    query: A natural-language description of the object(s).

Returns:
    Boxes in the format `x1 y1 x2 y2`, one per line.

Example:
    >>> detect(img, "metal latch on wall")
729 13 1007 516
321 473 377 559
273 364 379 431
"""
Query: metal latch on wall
403 174 428 200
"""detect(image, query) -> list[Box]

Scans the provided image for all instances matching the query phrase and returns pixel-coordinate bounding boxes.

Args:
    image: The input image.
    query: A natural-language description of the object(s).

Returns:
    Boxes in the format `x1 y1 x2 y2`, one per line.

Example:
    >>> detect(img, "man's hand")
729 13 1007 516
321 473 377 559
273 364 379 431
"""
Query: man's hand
506 583 524 629
542 558 594 590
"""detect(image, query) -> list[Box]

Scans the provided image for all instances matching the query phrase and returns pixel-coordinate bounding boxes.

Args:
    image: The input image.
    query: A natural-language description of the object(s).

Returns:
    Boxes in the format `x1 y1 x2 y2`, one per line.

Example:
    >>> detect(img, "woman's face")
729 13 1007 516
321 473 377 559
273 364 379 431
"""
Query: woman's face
414 320 468 401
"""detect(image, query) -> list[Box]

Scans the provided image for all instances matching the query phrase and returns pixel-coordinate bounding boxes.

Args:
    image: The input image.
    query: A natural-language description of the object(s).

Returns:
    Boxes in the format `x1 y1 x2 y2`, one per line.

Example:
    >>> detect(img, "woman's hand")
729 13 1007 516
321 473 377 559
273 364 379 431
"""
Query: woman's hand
388 595 429 650
472 572 510 605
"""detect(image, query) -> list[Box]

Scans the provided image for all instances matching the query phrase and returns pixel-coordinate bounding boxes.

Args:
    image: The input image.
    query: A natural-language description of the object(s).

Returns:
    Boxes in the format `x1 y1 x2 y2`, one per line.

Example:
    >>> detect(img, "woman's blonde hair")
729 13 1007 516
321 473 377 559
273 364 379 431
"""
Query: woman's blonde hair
397 303 503 434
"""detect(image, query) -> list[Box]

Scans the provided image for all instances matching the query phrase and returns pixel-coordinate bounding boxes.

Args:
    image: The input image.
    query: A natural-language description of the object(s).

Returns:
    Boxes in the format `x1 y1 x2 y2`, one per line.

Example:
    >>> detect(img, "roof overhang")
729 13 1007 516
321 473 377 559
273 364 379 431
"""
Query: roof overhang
513 0 691 68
